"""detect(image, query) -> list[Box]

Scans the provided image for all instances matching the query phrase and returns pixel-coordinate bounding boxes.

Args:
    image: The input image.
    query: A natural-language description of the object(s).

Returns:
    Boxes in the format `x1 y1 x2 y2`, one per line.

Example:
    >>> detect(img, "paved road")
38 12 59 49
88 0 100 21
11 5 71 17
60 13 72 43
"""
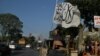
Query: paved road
11 48 67 56
11 48 39 56
47 49 67 56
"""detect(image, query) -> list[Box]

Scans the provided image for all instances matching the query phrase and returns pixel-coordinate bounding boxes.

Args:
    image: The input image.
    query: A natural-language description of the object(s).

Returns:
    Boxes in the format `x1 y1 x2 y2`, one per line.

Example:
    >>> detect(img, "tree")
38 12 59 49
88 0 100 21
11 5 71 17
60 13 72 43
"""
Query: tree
0 13 23 41
28 36 35 48
64 0 100 31
29 36 35 43
84 36 92 46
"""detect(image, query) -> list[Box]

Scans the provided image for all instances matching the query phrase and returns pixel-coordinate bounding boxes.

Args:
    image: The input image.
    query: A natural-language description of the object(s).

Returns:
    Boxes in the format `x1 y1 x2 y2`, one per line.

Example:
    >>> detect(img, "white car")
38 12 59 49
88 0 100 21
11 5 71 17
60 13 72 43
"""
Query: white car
37 47 40 50
25 44 31 48
9 44 16 49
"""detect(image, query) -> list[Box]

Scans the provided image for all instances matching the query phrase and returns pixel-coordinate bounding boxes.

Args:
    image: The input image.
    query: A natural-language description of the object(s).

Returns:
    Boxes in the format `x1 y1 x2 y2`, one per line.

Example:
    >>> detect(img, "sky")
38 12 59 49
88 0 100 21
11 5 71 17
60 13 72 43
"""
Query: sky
0 0 64 39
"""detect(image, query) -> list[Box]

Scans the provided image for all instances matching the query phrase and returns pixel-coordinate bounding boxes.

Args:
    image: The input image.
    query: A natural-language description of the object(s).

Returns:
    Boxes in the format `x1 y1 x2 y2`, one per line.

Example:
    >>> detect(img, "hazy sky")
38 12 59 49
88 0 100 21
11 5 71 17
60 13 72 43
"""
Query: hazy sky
0 0 64 39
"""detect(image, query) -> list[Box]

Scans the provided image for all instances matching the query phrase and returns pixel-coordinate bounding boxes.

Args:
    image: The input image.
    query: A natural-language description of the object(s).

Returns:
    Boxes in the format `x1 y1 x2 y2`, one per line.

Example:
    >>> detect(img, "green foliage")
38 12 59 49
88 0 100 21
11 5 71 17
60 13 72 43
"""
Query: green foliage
0 13 23 40
28 36 35 44
84 36 91 45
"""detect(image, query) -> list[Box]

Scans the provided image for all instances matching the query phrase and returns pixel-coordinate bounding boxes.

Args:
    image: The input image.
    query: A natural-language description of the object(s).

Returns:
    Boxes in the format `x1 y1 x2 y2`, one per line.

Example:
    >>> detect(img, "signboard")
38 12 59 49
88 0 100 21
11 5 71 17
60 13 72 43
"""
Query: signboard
94 16 100 28
53 2 80 28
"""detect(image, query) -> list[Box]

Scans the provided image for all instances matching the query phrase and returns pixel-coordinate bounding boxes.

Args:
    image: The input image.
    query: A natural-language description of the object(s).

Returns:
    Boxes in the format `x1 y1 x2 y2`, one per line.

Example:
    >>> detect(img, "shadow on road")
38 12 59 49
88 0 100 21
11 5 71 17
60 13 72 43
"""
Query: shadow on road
11 50 24 55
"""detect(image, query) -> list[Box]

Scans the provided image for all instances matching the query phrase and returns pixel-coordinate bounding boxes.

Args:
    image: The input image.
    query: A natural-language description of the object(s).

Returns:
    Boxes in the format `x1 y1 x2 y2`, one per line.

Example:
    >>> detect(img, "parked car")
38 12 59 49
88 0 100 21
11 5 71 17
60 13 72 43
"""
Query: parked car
9 44 22 50
0 43 11 56
9 44 16 50
25 44 31 48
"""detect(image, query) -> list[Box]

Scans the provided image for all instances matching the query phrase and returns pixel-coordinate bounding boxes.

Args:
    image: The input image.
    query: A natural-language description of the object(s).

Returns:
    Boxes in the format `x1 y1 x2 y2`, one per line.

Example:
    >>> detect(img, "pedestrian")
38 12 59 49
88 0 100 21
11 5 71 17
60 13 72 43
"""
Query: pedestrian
98 43 100 56
91 44 95 55
40 47 48 56
82 51 87 56
52 29 63 49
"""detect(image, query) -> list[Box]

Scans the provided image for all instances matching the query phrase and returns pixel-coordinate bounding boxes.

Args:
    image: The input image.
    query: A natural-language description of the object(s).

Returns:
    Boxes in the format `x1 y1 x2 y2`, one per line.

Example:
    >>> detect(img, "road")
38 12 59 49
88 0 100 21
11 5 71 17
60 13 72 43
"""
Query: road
47 49 67 56
11 48 39 56
11 48 67 56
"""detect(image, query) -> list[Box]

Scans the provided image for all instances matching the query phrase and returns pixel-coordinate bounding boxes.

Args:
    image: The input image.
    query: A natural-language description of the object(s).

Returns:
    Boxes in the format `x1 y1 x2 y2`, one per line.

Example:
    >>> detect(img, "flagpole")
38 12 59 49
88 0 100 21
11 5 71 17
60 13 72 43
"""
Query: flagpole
53 0 58 20
51 0 58 30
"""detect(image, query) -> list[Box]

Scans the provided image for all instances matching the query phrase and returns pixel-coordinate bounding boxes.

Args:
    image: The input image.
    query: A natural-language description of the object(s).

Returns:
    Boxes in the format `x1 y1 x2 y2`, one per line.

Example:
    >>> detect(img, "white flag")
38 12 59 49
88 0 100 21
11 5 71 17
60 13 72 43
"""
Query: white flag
53 3 63 24
53 2 80 28
62 2 80 28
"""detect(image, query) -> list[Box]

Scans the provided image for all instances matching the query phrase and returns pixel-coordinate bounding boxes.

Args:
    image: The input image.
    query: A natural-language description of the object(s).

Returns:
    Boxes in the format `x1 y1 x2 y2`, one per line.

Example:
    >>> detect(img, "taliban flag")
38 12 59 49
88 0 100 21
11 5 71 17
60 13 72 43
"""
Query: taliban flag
53 2 80 28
